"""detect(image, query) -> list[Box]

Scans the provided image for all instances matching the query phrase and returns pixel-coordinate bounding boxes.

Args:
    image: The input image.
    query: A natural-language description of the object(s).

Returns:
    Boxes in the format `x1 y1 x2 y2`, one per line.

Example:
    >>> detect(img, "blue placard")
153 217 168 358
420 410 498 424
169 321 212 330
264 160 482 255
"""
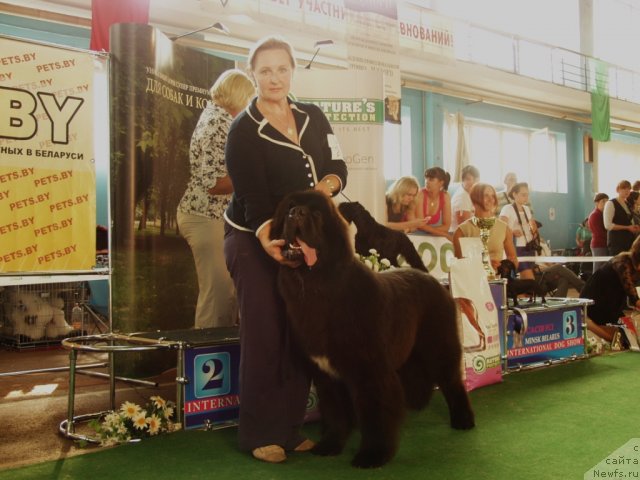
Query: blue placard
506 305 585 367
562 310 579 339
184 343 240 429
194 352 231 398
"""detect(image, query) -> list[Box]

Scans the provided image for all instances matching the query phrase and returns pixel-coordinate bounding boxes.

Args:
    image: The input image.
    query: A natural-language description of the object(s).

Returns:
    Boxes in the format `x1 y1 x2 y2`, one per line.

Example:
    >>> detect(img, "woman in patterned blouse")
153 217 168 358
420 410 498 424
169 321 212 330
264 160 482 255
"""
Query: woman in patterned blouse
580 234 640 342
176 69 255 328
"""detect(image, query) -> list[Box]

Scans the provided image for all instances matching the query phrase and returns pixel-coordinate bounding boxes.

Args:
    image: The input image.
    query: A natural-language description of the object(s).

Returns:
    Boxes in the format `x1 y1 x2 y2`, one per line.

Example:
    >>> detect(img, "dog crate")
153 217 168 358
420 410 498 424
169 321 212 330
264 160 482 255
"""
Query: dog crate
0 282 89 350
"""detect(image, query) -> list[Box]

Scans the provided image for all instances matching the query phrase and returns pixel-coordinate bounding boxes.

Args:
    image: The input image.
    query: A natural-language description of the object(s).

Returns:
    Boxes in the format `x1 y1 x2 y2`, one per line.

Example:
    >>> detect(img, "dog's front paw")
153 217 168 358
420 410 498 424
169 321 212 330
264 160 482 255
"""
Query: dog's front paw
311 439 344 457
351 448 393 469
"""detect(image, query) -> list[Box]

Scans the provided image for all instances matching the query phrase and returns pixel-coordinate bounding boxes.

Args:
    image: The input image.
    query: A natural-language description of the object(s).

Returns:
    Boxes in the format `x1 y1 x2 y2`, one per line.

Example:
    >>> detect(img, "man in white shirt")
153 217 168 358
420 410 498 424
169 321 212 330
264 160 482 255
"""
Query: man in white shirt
450 165 480 233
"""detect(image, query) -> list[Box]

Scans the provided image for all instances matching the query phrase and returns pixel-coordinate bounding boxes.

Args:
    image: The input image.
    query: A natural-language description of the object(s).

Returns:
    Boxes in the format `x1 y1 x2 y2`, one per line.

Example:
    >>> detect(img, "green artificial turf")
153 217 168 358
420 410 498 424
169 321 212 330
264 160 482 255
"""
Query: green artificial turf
2 353 637 480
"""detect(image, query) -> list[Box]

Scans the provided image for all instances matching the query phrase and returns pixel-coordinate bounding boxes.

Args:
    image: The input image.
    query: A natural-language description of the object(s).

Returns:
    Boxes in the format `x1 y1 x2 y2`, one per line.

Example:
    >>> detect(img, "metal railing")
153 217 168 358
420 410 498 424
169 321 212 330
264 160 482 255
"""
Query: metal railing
453 16 640 104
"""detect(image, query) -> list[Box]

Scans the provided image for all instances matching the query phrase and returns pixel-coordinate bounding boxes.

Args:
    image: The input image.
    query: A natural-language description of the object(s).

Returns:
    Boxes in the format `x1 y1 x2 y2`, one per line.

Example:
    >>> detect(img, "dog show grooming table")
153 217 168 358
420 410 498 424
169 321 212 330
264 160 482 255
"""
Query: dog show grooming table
59 333 180 443
502 298 593 372
59 327 242 442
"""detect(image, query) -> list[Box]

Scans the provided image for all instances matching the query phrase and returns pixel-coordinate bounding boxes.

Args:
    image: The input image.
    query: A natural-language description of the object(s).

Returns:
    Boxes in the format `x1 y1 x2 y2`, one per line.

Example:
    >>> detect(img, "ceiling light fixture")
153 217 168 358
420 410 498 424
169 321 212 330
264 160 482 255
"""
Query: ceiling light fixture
305 39 334 69
170 22 230 41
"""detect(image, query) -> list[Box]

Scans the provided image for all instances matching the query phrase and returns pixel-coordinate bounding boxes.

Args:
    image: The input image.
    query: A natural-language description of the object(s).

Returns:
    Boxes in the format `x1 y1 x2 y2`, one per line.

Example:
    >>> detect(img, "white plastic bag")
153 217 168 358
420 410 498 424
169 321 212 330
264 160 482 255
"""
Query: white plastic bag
449 256 503 390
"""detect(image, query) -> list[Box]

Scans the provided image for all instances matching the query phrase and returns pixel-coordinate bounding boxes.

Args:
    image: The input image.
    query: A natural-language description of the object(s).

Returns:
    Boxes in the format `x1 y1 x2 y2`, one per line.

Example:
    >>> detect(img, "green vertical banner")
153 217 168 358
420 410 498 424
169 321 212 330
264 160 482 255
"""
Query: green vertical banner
590 60 610 142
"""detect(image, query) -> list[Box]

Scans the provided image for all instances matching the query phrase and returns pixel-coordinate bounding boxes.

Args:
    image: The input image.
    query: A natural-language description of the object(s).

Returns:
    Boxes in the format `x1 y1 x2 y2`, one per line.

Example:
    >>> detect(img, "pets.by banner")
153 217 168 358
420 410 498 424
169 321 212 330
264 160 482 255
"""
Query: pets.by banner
0 36 104 272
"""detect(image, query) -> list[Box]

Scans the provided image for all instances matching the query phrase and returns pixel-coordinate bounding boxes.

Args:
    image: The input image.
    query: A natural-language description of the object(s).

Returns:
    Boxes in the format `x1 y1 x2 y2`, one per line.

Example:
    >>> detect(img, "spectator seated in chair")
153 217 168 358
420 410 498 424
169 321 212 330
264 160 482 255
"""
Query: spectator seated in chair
533 238 586 297
534 264 585 297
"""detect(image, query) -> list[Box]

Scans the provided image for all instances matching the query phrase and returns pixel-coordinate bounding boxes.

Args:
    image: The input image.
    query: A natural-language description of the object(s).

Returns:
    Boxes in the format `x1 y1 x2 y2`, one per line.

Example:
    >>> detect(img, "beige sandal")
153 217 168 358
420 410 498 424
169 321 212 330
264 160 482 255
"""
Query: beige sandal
252 445 287 463
293 438 315 452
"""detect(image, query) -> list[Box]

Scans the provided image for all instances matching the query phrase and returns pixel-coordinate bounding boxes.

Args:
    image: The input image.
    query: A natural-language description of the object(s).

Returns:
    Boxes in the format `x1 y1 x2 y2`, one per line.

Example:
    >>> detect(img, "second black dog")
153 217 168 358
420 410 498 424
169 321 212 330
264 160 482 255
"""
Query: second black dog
497 259 546 307
338 201 428 271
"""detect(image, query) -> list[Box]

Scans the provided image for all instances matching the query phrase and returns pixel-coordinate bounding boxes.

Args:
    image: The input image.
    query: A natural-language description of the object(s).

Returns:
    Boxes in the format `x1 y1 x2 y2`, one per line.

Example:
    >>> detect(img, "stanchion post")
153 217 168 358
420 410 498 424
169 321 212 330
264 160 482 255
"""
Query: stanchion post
500 281 509 373
581 303 588 356
176 342 185 428
109 339 116 411
66 348 77 435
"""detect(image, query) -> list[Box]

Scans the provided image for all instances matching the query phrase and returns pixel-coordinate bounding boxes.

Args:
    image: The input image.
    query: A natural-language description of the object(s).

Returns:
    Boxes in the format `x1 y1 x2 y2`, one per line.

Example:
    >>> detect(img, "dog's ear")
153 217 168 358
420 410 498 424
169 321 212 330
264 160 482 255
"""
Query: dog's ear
337 202 354 224
320 196 353 260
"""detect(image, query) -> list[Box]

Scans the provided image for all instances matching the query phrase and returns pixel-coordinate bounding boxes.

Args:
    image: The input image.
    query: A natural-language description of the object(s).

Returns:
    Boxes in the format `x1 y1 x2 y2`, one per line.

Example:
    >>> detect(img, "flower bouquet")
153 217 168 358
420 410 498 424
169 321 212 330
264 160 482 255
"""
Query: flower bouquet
90 396 177 446
356 249 392 272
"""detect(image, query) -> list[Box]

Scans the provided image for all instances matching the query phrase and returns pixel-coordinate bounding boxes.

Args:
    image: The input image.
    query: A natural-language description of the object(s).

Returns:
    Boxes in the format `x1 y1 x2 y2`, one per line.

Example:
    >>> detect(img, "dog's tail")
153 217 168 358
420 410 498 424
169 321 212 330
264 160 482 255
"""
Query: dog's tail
400 237 428 272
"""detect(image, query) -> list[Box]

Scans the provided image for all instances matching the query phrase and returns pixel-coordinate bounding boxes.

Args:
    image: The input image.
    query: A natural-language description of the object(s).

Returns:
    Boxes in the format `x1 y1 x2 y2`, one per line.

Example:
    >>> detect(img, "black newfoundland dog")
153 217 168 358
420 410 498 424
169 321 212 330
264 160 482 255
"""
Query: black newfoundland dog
271 190 474 468
337 201 428 271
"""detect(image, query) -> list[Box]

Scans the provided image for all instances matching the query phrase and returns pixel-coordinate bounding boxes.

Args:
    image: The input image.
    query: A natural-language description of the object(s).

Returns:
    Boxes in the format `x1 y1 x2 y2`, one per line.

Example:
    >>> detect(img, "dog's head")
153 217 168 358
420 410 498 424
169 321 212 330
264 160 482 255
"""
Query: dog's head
337 201 374 227
271 190 352 269
497 259 517 280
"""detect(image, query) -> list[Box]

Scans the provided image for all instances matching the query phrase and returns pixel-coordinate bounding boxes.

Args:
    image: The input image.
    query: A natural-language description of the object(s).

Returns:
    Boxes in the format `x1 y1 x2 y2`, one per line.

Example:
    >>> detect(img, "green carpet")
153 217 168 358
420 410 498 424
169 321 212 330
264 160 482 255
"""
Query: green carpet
2 353 638 480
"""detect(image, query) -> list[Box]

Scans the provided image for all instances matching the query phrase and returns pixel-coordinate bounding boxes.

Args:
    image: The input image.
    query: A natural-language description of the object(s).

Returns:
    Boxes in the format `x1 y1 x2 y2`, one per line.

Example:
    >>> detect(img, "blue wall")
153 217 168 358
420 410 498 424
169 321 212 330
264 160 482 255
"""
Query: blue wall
0 13 90 49
400 87 640 250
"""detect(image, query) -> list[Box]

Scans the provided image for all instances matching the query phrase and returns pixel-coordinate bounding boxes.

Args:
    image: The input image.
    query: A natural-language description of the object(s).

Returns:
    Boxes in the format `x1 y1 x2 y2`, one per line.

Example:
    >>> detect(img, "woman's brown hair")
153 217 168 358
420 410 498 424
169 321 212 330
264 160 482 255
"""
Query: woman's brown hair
247 35 296 72
424 167 451 191
469 183 498 211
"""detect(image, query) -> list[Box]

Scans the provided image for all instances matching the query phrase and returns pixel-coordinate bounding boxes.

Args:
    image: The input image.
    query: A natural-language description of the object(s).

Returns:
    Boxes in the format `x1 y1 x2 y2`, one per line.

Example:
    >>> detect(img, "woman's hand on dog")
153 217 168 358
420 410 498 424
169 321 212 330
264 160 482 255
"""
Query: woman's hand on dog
315 174 341 197
258 224 285 261
258 225 302 267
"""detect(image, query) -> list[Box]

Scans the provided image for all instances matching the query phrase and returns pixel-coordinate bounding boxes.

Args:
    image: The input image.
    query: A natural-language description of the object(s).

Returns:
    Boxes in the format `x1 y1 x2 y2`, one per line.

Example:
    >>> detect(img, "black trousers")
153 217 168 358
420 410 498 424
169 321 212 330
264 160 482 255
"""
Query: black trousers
224 224 310 451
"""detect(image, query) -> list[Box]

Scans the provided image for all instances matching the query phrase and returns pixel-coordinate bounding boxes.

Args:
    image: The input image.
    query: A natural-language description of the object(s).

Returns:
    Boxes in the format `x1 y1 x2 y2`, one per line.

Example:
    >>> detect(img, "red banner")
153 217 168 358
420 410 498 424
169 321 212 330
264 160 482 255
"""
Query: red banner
89 0 150 51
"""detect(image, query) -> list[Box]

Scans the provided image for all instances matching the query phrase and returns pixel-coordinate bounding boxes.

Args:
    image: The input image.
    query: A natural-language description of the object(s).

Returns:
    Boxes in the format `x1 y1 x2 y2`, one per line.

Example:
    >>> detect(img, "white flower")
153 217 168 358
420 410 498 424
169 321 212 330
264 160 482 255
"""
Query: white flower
104 412 121 426
164 406 174 420
102 437 120 447
147 414 162 435
93 396 174 445
150 396 166 410
120 401 141 419
132 411 148 430
357 250 393 272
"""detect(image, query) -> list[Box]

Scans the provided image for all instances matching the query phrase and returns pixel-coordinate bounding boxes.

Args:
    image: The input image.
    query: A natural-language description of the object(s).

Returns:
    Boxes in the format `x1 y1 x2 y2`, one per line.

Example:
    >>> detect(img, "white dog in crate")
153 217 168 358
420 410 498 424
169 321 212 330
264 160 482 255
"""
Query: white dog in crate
4 288 74 341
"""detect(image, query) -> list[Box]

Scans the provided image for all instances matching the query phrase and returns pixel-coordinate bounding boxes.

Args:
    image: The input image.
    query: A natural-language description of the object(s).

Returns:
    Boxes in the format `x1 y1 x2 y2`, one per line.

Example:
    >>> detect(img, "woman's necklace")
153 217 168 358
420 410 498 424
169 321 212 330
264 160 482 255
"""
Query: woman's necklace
263 104 295 139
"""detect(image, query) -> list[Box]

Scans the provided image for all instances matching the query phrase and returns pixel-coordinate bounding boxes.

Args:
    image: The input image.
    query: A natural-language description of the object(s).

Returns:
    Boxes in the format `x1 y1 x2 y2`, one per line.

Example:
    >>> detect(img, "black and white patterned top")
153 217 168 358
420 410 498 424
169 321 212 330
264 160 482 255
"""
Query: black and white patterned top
177 102 232 219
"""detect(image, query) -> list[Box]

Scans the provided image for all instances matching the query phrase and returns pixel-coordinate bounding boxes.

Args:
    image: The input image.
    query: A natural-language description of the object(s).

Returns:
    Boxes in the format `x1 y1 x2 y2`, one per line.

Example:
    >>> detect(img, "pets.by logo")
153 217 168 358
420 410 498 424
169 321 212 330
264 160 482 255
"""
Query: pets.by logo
194 353 230 398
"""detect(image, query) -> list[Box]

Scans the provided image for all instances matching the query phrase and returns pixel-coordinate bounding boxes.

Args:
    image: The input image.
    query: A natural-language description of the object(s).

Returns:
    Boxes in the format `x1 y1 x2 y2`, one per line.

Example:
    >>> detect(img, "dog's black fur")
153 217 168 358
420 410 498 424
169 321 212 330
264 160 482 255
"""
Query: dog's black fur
337 201 428 271
497 259 546 307
271 190 474 468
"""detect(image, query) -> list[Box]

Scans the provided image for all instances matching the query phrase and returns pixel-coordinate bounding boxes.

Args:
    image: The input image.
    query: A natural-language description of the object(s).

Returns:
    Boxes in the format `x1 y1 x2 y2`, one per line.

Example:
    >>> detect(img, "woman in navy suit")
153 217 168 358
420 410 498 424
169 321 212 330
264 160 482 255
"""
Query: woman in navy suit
223 36 347 463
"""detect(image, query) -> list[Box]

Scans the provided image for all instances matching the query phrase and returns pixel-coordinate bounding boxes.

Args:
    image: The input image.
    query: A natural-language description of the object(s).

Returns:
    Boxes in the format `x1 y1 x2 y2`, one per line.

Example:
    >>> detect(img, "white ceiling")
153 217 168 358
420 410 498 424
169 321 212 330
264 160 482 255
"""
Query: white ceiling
4 0 640 130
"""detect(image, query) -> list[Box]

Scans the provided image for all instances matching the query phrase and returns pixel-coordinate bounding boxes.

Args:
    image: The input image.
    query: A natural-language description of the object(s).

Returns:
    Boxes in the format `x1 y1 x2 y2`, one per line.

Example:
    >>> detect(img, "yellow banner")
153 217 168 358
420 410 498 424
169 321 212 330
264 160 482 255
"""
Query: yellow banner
0 37 96 272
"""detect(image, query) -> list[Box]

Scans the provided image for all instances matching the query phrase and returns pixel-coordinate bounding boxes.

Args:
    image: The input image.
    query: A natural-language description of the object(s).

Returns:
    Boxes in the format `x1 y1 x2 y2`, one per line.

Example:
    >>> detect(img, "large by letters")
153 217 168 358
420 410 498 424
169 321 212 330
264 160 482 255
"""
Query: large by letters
1 86 83 144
